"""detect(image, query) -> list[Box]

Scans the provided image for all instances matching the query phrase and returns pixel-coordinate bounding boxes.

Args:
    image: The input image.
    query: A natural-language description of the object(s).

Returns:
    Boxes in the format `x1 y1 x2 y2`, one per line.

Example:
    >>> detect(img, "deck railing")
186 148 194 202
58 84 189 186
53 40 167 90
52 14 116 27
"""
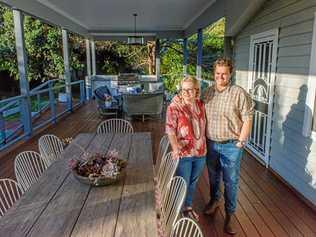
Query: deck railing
0 79 85 150
88 74 213 92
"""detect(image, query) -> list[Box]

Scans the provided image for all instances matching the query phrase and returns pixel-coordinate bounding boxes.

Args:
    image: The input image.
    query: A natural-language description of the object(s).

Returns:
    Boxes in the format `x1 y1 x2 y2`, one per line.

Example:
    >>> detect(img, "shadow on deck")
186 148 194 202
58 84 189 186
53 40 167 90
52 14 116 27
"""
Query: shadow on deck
0 100 315 237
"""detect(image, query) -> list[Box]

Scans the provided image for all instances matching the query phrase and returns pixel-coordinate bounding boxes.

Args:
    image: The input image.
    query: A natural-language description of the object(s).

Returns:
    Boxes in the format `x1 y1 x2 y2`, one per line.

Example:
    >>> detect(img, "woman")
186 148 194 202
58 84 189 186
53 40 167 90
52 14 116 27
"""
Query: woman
165 76 206 220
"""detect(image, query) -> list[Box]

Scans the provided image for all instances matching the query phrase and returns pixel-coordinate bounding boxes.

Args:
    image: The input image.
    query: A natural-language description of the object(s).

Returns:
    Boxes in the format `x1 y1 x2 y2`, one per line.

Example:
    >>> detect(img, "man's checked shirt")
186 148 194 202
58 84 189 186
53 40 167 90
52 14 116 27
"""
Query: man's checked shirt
203 84 254 142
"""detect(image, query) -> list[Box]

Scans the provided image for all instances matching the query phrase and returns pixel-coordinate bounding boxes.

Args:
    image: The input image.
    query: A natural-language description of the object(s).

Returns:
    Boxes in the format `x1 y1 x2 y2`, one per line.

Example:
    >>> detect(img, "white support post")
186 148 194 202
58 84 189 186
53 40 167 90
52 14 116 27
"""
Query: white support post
85 39 92 100
13 9 32 137
196 28 203 79
183 38 188 76
224 36 233 58
155 39 160 80
91 40 96 75
62 29 72 111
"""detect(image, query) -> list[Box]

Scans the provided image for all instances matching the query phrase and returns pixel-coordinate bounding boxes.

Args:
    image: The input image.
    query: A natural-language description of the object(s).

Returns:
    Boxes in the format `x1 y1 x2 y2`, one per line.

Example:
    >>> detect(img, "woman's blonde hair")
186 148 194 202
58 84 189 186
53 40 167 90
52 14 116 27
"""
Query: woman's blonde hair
180 75 200 97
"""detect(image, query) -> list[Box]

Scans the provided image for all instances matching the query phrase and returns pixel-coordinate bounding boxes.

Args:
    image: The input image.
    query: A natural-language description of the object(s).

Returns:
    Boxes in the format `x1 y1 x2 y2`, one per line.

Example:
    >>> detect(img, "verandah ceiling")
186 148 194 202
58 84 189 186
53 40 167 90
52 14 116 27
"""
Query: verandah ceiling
1 0 266 40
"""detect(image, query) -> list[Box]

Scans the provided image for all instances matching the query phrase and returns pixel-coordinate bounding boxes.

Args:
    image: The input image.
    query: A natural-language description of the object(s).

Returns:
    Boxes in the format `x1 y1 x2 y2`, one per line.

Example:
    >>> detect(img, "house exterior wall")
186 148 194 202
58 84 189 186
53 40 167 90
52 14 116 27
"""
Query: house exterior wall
233 0 316 205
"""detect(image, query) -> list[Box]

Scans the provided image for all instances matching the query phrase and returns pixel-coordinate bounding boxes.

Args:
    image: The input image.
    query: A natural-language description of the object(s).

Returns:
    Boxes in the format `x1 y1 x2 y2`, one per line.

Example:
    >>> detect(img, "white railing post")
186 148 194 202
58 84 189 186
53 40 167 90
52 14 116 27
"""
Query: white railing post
196 28 203 79
91 40 96 76
48 81 56 123
36 94 41 113
85 39 92 100
62 29 72 111
80 81 85 103
13 9 32 137
183 38 188 76
155 38 160 80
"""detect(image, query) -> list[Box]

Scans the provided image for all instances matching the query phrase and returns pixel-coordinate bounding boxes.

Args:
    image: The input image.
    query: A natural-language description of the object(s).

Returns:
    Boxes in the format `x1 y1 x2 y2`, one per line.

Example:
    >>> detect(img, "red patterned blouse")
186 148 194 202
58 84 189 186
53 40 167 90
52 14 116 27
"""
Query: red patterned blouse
166 98 206 158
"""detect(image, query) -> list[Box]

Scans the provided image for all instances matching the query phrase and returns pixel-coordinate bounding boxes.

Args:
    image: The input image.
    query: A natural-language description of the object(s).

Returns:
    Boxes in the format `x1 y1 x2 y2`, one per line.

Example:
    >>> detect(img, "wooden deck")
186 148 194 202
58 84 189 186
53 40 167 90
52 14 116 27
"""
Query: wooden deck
0 100 316 237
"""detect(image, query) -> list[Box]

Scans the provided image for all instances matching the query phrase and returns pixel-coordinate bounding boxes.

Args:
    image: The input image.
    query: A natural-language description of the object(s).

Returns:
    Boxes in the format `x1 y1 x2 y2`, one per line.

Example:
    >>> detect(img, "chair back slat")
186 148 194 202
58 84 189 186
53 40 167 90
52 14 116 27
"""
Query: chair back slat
170 217 203 237
14 151 47 193
161 176 187 236
38 134 64 166
171 217 204 237
156 135 170 171
0 179 22 217
97 119 134 134
157 152 178 202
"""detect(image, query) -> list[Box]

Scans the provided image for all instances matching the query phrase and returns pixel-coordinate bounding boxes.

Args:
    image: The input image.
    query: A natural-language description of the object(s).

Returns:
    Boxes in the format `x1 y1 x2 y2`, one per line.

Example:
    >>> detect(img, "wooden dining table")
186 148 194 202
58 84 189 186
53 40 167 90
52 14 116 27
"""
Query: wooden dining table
0 132 158 237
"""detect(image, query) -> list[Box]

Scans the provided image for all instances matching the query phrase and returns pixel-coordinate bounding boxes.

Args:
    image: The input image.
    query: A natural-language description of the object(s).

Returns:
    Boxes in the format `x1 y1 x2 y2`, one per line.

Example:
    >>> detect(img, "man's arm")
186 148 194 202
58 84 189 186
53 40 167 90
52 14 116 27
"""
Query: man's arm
237 119 253 148
237 89 255 148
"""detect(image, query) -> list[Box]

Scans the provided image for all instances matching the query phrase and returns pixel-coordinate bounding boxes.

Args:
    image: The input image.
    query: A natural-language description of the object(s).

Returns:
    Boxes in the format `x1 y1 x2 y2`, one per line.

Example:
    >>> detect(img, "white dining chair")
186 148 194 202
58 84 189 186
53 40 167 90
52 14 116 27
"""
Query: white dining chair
14 151 47 193
0 179 22 217
161 176 187 236
97 119 134 134
155 135 170 172
157 152 179 202
171 217 204 237
38 134 64 167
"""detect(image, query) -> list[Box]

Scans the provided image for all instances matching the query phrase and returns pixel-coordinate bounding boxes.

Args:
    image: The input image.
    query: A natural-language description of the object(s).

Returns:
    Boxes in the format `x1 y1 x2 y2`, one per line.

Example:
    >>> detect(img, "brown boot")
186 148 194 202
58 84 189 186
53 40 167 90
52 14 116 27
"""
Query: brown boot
224 213 237 235
203 199 220 215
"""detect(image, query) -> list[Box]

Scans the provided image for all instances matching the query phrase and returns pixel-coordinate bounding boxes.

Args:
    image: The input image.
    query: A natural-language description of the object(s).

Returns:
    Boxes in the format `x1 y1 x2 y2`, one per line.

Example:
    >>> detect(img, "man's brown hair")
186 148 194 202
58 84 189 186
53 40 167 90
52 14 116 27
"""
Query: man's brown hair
213 57 234 74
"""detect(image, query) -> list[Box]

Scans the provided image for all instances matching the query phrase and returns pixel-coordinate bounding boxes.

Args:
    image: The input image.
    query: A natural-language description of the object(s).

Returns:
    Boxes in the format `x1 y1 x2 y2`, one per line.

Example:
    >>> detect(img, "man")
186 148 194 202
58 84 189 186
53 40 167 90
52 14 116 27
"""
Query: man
203 57 254 235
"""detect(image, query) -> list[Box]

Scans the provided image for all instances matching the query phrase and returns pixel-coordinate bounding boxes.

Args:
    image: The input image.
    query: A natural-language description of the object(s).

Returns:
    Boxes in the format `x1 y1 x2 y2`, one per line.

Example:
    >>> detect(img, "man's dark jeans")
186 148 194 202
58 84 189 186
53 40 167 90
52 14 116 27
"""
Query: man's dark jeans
206 139 243 214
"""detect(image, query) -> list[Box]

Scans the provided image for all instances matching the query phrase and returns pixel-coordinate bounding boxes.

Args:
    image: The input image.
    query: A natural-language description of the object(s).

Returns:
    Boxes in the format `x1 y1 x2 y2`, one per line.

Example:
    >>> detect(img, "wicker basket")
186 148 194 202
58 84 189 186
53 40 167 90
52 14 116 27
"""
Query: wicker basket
71 159 127 187
72 169 126 186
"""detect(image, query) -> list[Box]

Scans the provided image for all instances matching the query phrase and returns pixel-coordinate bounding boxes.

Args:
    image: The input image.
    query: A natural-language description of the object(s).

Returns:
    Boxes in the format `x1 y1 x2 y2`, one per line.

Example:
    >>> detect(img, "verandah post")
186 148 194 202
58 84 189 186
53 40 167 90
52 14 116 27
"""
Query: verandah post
85 39 92 100
183 38 188 76
196 28 203 79
62 29 72 111
91 40 96 76
13 9 32 138
155 38 160 80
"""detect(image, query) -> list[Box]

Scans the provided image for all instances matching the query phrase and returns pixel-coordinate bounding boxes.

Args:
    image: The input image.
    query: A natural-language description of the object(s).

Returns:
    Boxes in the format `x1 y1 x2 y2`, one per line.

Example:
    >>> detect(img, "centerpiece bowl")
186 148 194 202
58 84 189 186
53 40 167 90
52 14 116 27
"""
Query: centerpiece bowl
69 150 127 186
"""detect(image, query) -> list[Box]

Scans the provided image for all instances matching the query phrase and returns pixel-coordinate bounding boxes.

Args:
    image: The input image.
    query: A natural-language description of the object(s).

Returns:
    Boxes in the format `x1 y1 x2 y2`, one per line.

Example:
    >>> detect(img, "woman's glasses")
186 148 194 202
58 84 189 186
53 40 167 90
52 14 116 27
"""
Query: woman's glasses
181 88 197 94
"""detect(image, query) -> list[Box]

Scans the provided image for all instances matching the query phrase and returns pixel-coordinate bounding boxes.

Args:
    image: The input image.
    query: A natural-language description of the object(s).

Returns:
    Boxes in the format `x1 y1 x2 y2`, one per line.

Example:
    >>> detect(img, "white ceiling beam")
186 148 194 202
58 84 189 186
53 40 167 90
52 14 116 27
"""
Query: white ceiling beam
90 31 184 41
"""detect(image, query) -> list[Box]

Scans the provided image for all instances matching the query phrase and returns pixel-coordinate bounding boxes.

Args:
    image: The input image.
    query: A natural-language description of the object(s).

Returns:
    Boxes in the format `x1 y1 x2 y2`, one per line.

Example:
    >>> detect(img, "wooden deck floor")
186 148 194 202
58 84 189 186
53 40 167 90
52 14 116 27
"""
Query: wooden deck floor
0 101 315 237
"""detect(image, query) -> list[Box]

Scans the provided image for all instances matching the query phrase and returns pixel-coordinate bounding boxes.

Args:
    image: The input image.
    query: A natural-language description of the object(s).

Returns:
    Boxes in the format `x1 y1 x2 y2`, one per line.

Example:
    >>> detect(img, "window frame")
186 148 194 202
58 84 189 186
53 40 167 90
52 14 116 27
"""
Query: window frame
303 12 316 138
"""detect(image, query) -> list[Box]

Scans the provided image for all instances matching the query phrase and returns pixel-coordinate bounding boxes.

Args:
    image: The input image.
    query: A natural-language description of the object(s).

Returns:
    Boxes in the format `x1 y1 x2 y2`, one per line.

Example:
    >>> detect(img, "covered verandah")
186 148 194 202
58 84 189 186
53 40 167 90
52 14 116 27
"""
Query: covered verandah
0 0 316 236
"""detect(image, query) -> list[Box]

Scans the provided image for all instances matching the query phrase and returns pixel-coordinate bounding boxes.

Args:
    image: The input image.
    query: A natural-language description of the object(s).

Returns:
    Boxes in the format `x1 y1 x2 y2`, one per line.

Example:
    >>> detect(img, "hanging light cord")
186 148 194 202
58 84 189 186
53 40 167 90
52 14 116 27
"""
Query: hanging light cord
133 13 137 37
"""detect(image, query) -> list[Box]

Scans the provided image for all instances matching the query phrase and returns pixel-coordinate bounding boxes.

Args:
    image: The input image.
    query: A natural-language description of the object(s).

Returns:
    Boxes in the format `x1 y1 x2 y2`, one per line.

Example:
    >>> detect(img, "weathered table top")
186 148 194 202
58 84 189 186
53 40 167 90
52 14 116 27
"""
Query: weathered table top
0 132 157 237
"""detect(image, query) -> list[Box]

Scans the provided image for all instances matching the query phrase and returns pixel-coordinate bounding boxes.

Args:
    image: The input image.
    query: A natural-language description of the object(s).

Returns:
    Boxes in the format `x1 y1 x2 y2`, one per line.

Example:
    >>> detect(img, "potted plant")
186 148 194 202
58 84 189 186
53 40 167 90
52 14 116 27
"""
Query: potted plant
64 138 127 186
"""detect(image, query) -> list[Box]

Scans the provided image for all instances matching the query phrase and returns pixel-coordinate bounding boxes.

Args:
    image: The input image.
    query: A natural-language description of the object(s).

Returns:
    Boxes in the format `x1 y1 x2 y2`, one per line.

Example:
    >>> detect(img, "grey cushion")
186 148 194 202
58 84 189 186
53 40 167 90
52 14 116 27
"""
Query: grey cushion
122 92 163 116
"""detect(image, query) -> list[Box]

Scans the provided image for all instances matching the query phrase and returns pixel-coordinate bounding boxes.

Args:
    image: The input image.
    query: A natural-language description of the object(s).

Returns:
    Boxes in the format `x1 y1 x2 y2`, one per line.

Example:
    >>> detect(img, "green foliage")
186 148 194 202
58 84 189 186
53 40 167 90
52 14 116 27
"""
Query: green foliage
96 41 149 74
160 40 183 92
0 5 84 84
161 18 225 92
0 6 17 79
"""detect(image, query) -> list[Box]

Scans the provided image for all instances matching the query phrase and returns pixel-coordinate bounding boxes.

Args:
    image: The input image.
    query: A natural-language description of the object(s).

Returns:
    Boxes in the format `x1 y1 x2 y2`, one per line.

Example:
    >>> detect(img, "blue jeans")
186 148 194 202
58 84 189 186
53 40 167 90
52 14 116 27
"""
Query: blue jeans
176 156 206 207
206 139 243 214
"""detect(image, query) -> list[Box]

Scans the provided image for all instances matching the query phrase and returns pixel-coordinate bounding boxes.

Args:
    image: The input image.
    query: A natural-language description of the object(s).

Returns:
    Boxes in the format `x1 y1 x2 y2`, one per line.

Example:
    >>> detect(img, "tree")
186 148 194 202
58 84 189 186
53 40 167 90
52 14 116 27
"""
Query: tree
160 18 225 92
95 40 155 75
0 5 84 87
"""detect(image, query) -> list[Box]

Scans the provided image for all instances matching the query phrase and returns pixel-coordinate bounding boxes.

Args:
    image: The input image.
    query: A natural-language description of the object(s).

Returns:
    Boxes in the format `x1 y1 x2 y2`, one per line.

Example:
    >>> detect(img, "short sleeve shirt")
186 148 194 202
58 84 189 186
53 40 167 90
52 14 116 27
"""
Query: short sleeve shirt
203 84 254 141
165 99 206 158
